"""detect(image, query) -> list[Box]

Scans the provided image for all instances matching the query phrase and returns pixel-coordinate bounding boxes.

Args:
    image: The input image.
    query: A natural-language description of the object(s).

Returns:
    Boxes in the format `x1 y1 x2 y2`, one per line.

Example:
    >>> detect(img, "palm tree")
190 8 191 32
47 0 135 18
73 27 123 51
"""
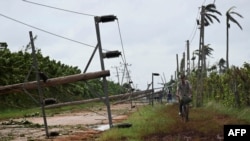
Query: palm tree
195 4 221 107
194 44 214 65
218 58 226 74
226 6 243 69
198 3 221 73
208 64 217 72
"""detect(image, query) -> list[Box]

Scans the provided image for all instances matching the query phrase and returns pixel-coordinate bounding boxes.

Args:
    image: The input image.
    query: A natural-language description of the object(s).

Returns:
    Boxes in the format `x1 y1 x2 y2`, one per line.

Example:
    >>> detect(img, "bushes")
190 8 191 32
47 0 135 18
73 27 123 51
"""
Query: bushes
190 63 250 108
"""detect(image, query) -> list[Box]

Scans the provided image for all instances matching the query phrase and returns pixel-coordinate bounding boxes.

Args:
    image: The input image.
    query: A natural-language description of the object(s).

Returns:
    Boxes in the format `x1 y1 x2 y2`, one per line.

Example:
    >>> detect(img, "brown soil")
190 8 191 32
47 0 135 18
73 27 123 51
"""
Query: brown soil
0 103 138 141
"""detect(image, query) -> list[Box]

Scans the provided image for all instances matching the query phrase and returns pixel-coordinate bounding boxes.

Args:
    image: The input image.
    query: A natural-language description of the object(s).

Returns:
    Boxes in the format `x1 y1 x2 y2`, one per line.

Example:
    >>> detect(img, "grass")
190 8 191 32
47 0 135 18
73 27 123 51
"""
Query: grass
97 102 250 141
97 104 176 141
205 101 250 122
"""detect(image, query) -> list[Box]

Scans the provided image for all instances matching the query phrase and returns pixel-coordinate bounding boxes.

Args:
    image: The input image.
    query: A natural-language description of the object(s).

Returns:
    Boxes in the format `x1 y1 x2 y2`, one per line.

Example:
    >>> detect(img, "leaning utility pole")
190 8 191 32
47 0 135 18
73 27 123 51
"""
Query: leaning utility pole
94 15 121 128
198 6 205 72
176 54 179 77
196 6 206 107
186 40 190 77
112 65 120 85
182 52 185 74
95 16 113 128
29 31 49 138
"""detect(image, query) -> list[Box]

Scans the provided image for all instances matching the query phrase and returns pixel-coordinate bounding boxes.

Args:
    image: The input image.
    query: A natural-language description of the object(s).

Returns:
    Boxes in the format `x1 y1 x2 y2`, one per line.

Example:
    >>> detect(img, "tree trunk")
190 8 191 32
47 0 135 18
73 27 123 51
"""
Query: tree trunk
0 70 110 95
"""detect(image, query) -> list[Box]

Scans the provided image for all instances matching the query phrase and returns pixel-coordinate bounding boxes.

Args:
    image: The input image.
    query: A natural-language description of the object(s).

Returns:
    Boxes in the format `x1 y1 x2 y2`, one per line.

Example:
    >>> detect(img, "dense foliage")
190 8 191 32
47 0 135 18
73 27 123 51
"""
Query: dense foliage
188 63 250 108
0 48 125 110
168 61 250 109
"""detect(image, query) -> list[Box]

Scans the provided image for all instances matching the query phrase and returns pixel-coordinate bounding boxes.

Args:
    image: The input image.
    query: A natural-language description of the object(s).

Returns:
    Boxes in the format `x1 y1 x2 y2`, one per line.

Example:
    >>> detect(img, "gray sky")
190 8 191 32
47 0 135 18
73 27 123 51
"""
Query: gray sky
0 0 249 90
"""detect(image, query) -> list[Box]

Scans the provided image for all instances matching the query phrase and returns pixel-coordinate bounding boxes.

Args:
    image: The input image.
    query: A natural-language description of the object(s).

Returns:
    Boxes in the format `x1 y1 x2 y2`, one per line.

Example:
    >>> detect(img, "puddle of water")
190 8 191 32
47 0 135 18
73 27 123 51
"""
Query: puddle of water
93 124 110 131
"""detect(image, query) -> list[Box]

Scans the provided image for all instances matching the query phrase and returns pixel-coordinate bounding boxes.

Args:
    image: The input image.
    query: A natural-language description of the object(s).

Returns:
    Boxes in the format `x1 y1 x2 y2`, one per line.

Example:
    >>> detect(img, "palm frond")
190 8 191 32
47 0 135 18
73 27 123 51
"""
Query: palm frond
206 8 222 15
206 13 220 23
226 6 243 30
205 4 216 10
226 6 236 13
204 18 210 26
228 16 243 30
204 44 214 57
205 4 222 15
205 14 213 23
230 11 243 18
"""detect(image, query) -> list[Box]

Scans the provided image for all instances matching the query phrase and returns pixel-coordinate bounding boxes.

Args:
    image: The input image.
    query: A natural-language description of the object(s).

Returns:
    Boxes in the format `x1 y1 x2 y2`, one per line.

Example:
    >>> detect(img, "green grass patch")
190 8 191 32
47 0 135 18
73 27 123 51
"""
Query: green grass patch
205 101 250 122
97 104 175 141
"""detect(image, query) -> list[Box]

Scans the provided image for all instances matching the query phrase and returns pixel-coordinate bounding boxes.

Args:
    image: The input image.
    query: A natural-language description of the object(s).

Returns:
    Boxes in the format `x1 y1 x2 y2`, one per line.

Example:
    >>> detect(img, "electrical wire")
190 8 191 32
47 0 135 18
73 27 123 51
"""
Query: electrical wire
188 22 197 45
22 0 96 17
0 13 96 48
188 8 201 45
187 0 211 46
116 20 134 88
116 20 127 66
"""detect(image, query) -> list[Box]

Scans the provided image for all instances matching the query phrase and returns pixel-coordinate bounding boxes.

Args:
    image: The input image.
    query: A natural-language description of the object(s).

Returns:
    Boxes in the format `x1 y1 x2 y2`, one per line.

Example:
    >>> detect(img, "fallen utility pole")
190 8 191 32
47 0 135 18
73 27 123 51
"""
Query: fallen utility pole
45 89 152 109
0 70 110 95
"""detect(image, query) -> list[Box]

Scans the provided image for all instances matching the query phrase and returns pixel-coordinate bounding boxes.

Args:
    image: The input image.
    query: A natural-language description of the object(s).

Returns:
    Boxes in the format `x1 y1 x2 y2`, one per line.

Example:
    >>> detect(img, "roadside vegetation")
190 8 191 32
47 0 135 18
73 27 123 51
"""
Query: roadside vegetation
97 101 250 141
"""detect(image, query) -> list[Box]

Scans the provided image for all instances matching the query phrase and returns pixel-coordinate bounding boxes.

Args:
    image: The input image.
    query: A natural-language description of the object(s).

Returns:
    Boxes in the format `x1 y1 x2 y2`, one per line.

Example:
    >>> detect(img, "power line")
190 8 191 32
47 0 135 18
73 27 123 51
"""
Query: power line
116 20 134 88
116 20 127 67
22 0 96 17
0 13 96 48
188 8 200 45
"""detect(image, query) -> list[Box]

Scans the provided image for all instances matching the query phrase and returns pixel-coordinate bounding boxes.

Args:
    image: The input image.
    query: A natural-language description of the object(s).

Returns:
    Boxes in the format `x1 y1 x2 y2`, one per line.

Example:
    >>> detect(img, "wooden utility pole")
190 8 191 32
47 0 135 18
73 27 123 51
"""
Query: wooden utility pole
196 6 206 107
0 70 110 95
112 65 120 85
192 52 195 71
45 90 152 109
186 40 190 76
176 54 179 77
29 31 49 138
175 71 177 81
182 52 185 74
198 6 205 72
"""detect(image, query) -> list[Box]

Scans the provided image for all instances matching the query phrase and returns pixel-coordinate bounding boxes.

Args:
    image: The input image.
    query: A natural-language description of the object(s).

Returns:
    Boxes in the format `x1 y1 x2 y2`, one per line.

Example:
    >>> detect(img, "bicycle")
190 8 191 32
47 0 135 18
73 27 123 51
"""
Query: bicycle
181 101 189 122
180 95 192 122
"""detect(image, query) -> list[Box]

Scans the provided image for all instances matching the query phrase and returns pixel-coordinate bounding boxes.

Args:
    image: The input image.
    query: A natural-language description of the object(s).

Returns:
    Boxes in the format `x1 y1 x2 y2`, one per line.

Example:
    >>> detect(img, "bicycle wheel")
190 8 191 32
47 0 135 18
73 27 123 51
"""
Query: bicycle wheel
181 105 189 122
181 105 186 122
185 105 189 122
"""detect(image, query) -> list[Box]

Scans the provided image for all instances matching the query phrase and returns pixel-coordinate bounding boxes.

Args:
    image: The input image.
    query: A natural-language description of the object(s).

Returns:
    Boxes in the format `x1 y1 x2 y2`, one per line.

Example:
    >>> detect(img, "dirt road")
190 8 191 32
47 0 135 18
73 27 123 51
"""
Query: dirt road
0 103 140 141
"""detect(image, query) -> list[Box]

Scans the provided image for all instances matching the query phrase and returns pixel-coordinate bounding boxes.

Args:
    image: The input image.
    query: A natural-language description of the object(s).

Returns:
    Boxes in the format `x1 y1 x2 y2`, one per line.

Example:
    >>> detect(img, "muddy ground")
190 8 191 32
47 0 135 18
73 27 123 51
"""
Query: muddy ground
0 102 141 141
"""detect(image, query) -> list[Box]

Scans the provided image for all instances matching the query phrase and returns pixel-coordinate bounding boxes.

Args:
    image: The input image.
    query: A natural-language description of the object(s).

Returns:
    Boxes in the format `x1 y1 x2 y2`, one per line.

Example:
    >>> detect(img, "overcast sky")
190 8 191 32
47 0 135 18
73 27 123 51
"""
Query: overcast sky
0 0 249 90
